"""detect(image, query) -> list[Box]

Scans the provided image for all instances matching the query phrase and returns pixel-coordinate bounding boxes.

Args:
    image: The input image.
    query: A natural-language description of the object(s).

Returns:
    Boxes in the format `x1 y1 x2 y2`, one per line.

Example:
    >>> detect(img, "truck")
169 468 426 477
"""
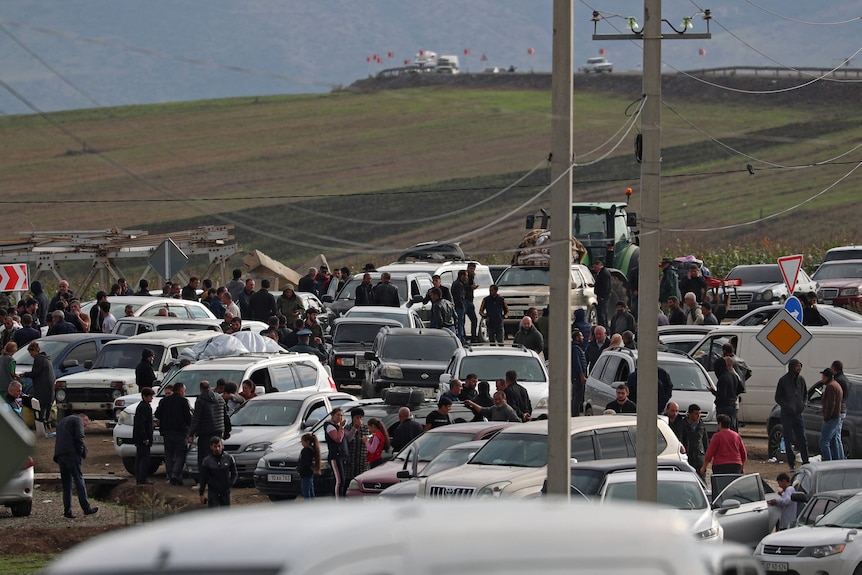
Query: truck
436 55 460 74
413 50 438 70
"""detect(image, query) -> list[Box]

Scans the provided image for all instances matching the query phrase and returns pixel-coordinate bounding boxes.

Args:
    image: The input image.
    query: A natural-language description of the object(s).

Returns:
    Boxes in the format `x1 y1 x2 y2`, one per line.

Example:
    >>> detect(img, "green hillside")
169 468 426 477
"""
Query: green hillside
2 74 859 279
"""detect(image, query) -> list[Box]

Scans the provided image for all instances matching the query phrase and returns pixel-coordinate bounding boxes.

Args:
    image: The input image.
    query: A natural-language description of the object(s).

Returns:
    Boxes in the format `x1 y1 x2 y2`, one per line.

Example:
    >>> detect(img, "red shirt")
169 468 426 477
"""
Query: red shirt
366 430 385 464
704 428 747 467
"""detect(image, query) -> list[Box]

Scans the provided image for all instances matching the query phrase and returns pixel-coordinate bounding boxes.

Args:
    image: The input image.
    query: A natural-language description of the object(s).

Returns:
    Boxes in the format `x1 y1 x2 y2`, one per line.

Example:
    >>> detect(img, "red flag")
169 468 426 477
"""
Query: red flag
528 47 535 55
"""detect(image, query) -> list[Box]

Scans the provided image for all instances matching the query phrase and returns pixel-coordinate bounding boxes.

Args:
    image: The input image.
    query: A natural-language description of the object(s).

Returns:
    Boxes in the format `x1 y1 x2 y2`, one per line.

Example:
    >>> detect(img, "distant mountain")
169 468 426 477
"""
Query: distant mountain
1 0 860 115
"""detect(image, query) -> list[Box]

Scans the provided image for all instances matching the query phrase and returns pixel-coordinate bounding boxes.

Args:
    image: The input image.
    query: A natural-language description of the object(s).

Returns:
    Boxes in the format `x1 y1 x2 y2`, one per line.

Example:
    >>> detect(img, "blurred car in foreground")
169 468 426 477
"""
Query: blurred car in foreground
378 440 487 499
0 456 34 517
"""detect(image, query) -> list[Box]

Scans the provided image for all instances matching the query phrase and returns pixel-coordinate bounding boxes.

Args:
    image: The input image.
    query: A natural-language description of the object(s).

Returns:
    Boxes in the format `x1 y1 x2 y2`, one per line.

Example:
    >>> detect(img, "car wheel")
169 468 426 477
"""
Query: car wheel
843 431 853 460
768 422 784 460
10 500 32 517
853 563 862 575
148 460 162 475
122 457 136 475
267 495 297 502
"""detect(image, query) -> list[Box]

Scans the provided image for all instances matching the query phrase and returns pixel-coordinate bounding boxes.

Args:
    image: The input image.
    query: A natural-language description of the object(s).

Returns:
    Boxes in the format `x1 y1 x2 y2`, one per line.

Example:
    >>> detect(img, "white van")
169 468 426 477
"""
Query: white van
690 325 862 423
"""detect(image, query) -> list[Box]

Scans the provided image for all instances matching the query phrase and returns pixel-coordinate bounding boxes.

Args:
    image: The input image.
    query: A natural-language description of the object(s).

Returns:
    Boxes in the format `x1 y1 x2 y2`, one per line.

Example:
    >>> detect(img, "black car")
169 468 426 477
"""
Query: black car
253 391 475 500
767 374 862 459
362 326 461 398
792 488 862 527
789 460 862 498
328 317 401 389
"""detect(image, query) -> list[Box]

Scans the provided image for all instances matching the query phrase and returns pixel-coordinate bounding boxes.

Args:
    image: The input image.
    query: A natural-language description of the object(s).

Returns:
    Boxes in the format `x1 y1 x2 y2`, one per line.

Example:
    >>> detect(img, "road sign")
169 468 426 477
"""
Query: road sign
784 295 803 324
778 254 804 293
148 239 188 281
0 264 28 291
755 307 812 364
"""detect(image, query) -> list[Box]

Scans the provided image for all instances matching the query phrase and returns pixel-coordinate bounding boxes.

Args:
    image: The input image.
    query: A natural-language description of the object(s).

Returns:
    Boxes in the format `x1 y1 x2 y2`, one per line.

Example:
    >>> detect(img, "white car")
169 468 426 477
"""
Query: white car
755 492 862 575
80 296 216 320
342 305 424 328
0 455 34 517
580 56 613 73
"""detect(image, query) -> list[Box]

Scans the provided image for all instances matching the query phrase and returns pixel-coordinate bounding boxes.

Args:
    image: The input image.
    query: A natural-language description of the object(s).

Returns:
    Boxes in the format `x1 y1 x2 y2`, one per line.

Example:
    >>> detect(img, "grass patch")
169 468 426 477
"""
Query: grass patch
0 554 55 575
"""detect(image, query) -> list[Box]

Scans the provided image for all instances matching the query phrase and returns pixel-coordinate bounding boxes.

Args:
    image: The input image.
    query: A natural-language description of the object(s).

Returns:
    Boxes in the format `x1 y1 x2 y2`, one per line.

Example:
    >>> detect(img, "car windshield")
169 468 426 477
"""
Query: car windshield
336 278 409 303
93 343 165 370
813 262 862 280
660 362 713 392
230 399 301 426
458 355 547 383
726 266 782 284
159 369 246 397
395 431 475 462
13 340 70 367
344 310 410 327
496 267 549 287
420 446 477 477
571 469 611 497
380 335 457 361
333 324 386 345
815 495 862 528
604 479 707 510
816 470 862 493
469 433 548 467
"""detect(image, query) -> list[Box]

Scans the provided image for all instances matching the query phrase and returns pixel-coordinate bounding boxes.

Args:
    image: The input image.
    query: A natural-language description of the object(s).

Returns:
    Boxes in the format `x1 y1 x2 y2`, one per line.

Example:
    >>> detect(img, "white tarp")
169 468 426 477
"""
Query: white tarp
178 333 283 362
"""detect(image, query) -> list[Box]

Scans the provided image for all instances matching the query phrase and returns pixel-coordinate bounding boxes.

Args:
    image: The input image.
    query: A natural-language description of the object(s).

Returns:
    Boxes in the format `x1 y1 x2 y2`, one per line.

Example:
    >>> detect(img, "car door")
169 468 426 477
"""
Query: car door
712 473 770 546
271 364 300 392
595 355 625 410
585 355 612 410
292 361 323 390
58 340 100 377
803 383 825 452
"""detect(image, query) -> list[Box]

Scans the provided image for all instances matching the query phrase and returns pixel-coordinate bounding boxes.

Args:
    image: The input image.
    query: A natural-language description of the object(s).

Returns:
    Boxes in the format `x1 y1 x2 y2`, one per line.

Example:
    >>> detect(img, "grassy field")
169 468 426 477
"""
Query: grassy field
1 74 860 282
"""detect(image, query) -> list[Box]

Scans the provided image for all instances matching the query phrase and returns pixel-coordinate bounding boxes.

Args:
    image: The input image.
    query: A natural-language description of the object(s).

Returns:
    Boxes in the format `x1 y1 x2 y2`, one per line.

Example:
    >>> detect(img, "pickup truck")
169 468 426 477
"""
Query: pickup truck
580 57 613 73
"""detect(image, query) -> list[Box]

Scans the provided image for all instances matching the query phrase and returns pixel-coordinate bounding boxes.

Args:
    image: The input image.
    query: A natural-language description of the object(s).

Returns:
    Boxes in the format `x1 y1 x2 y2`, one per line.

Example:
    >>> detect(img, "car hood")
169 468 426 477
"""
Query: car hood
262 439 305 462
817 278 862 289
122 395 199 416
58 368 135 384
730 282 786 294
379 479 421 498
377 359 450 372
759 524 856 547
331 343 372 353
354 460 428 486
498 286 550 295
227 425 300 448
428 463 546 487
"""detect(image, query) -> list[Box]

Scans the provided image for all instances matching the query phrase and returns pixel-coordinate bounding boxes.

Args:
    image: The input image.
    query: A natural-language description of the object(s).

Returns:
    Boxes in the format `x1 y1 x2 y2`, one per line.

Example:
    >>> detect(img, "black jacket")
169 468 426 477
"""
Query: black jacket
135 361 157 389
249 289 278 322
133 400 154 445
391 418 424 452
774 359 806 416
355 283 375 306
53 415 87 461
189 390 230 439
504 381 532 420
373 282 400 307
594 266 611 300
154 393 192 435
199 451 237 496
713 357 738 409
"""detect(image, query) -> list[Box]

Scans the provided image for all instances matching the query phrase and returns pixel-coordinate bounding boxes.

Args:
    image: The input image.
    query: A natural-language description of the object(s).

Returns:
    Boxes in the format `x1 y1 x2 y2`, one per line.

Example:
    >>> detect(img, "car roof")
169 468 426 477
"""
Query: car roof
332 317 403 327
604 470 701 484
106 331 215 345
500 414 640 436
344 306 412 315
599 347 699 365
29 333 125 343
799 460 862 471
115 316 221 325
570 457 693 472
175 354 313 369
455 344 542 357
381 327 457 338
817 258 862 266
423 421 515 435
247 389 355 402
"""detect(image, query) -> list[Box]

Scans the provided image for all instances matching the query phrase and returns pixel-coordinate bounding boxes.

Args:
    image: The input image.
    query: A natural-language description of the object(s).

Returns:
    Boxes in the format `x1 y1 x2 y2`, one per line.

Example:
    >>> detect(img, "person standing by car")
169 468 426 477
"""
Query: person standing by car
344 408 369 491
832 360 850 457
571 331 587 417
133 387 155 485
199 436 237 508
298 433 321 500
502 370 532 422
820 368 844 461
23 341 55 428
425 397 453 430
429 287 456 333
592 260 612 329
155 381 191 486
701 414 746 475
249 279 278 322
465 391 521 422
324 407 349 497
464 262 480 343
355 273 375 306
479 284 508 344
423 274 452 304
136 349 157 391
659 258 680 315
513 316 544 356
682 404 709 479
188 380 231 474
450 270 468 343
774 358 810 470
713 356 739 432
54 413 98 518
605 384 637 414
364 417 391 469
391 407 423 452
768 472 798 530
276 284 304 321
373 272 400 307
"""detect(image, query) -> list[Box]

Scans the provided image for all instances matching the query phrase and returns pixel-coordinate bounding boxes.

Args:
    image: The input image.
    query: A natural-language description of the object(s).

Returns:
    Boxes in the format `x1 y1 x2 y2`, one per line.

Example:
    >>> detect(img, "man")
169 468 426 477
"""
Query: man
298 267 318 295
701 301 719 325
288 329 327 362
24 298 41 331
373 272 400 307
355 273 375 306
465 391 521 422
23 341 55 427
774 358 809 469
221 291 241 319
622 330 637 350
714 355 739 432
237 278 256 320
681 404 709 479
440 379 462 402
226 269 245 303
135 279 151 296
501 370 532 422
199 436 237 508
133 387 155 485
820 368 844 461
336 267 351 295
0 314 17 348
626 366 673 414
124 304 135 317
479 284 508 344
585 325 609 371
423 274 452 304
664 401 685 441
391 407 423 451
204 287 225 318
276 284 304 321
832 360 850 457
154 380 192 486
188 380 231 473
314 265 332 296
592 260 611 329
513 316 544 355
429 287 456 332
14 314 40 348
768 473 798 530
99 301 116 333
605 384 637 414
459 373 479 402
802 292 824 326
678 264 707 305
303 309 327 350
136 348 157 391
29 280 50 326
88 291 108 333
53 413 98 518
682 292 704 325
117 277 135 296
571 331 587 416
609 301 636 337
464 262 480 343
701 414 746 475
3 381 26 420
450 270 468 342
49 279 72 311
425 397 453 430
658 258 681 313
249 278 278 322
225 315 242 334
181 277 200 301
47 309 76 335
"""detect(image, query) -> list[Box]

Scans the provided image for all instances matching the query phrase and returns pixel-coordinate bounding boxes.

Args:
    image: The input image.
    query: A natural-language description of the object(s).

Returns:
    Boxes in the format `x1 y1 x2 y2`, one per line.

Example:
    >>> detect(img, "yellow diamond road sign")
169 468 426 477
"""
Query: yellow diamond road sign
755 307 813 364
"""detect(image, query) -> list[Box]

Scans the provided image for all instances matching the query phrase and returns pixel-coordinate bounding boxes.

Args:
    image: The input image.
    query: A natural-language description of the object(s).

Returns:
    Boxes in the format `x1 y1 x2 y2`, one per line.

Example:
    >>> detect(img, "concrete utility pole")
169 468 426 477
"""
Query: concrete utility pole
546 0 574 496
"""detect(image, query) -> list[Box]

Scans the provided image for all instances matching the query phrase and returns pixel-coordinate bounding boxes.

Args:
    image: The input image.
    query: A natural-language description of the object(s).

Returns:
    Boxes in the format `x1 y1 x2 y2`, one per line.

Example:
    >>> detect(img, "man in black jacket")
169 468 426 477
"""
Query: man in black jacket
155 381 192 486
775 359 809 470
136 349 157 391
592 261 611 329
133 387 155 485
188 380 231 473
355 273 375 306
373 272 400 307
502 370 531 422
713 356 739 432
249 279 278 322
54 413 98 518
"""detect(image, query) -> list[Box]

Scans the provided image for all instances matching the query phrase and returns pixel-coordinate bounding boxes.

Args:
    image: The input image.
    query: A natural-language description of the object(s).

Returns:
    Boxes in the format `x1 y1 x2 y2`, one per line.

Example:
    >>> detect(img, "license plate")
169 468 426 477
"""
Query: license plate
153 435 164 444
728 304 748 311
762 562 787 572
267 474 292 483
824 300 833 305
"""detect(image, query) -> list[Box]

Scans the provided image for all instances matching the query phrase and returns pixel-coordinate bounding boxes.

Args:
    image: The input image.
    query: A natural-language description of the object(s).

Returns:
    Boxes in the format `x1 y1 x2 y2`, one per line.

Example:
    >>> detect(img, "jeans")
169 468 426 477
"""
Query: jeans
465 302 478 339
455 307 466 343
301 476 315 499
57 454 92 514
821 418 842 461
163 432 188 481
596 297 609 329
779 411 810 468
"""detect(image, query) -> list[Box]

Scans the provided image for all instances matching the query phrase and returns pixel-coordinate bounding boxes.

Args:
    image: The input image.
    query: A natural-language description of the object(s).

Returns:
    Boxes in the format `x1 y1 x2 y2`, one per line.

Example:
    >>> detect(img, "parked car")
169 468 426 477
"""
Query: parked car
362 326 461 398
812 259 862 308
755 491 862 575
732 303 862 327
346 422 514 497
111 316 223 336
580 56 613 73
790 461 862 498
708 472 778 546
565 457 699 499
766 374 862 459
327 317 402 389
13 333 124 384
713 264 818 318
326 271 433 324
793 488 862 527
0 456 34 517
822 244 862 263
342 305 425 328
378 440 488 499
80 296 216 320
657 325 718 354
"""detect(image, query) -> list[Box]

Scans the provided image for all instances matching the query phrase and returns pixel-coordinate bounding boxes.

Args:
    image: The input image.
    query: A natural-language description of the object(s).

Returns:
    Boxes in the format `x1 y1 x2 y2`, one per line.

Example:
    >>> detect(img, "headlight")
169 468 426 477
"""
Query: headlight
111 389 124 400
760 289 773 302
348 479 360 491
535 397 549 409
695 526 720 540
55 389 67 402
116 411 133 427
840 287 860 297
245 442 272 453
256 458 266 469
380 364 403 379
803 543 845 558
336 356 354 367
476 481 511 499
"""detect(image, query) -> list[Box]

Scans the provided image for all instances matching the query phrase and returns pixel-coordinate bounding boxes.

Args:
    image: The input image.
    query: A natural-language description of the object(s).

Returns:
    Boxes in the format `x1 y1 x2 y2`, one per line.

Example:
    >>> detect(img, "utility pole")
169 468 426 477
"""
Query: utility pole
546 0 574 497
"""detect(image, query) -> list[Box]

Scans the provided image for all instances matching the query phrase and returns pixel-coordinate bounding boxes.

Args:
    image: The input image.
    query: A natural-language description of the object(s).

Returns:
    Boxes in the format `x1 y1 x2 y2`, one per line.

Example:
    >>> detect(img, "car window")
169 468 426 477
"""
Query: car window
381 335 458 361
801 498 830 525
293 362 320 388
160 369 245 396
272 365 300 391
792 470 812 493
62 341 98 366
94 343 165 369
306 401 328 422
570 469 607 496
439 271 455 285
470 433 548 467
334 323 387 344
590 355 609 380
328 397 354 411
817 470 862 492
595 429 631 459
626 427 668 457
416 277 432 295
190 305 211 319
613 358 630 383
727 266 783 284
114 322 142 336
166 304 191 319
599 356 622 384
571 432 596 462
661 362 713 391
396 432 476 462
714 474 763 506
232 399 302 426
457 355 547 383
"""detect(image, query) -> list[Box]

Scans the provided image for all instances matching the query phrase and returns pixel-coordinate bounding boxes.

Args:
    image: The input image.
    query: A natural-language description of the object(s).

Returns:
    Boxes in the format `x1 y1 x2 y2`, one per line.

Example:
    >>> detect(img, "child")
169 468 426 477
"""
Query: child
299 433 321 500
199 436 237 508
767 472 797 530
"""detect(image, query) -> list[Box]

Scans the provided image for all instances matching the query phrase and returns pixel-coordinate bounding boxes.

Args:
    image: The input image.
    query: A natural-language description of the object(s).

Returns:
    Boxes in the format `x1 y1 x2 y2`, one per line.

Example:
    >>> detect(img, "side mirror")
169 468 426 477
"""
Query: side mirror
396 470 412 480
411 294 423 304
84 360 94 370
62 359 79 369
714 498 741 514
791 492 809 503
254 385 266 395
302 418 320 430
364 351 376 361
322 295 333 303
439 373 452 384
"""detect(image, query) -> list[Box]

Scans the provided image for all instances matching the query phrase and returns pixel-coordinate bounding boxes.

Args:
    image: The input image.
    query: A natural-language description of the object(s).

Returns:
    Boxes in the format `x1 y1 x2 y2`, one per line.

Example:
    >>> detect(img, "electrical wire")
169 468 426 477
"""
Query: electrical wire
574 96 644 160
740 0 862 26
575 97 645 165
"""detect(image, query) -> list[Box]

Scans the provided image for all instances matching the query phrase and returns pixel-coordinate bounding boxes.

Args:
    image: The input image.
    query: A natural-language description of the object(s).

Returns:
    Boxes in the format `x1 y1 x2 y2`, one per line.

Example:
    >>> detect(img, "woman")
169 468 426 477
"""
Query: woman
364 417 391 469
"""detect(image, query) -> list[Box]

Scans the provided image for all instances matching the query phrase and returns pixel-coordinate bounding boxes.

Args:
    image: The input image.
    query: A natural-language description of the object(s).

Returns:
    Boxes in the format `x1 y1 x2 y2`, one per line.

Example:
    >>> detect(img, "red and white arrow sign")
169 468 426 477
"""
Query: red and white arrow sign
778 254 803 292
0 264 29 291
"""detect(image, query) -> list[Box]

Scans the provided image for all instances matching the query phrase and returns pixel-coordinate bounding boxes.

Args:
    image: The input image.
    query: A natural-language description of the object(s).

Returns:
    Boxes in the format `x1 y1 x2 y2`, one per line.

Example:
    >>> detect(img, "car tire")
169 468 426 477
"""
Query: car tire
767 422 784 460
267 495 297 502
10 500 32 517
122 457 136 475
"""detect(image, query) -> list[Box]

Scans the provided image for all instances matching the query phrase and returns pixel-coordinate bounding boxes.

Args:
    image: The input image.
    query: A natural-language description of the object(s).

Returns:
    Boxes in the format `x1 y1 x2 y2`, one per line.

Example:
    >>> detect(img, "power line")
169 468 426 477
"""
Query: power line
739 0 862 26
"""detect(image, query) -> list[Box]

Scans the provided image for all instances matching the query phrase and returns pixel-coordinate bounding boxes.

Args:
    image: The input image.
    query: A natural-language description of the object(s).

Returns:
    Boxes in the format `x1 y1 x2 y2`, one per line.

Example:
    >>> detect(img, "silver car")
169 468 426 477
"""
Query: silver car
0 455 34 517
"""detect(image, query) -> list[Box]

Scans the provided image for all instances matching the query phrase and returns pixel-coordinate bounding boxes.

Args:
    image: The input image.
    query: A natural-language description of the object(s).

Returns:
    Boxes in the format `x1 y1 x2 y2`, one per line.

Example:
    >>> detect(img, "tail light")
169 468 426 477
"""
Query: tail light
22 457 34 470
328 377 337 391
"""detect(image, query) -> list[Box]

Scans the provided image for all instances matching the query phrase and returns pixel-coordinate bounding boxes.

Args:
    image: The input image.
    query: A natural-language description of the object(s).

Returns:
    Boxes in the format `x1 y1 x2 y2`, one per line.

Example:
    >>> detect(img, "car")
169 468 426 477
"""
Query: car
346 422 514 497
732 303 862 327
822 244 862 263
598 470 724 542
755 491 862 575
714 264 818 318
0 455 34 517
789 461 862 498
13 333 125 383
580 56 613 73
113 352 337 474
793 488 862 527
812 259 862 308
416 415 684 500
362 326 461 398
342 305 425 328
564 457 699 498
185 389 356 481
326 271 433 324
441 344 549 416
658 325 718 354
767 374 862 460
378 440 488 499
253 392 476 500
708 472 779 546
80 296 216 320
111 316 223 336
327 317 402 389
583 347 718 434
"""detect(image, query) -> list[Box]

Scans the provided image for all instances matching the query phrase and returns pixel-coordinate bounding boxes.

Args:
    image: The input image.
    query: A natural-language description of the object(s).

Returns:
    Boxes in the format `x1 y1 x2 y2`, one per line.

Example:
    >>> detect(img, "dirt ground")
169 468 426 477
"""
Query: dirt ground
3 419 783 559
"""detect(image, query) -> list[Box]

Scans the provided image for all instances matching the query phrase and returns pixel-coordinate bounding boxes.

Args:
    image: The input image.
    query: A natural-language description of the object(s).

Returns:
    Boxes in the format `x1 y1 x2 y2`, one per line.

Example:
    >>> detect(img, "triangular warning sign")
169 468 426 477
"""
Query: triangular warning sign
778 254 803 293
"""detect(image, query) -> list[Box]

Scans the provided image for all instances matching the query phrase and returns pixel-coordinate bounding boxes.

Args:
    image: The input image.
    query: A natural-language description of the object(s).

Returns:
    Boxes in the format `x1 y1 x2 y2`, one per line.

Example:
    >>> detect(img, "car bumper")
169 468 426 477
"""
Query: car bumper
721 300 775 318
754 553 843 575
0 467 34 505
113 426 167 458
331 363 367 387
821 295 862 307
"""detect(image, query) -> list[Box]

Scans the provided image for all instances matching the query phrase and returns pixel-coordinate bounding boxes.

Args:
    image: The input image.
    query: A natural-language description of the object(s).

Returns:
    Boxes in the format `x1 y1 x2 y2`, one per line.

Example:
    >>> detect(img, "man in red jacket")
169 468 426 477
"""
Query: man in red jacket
819 368 844 461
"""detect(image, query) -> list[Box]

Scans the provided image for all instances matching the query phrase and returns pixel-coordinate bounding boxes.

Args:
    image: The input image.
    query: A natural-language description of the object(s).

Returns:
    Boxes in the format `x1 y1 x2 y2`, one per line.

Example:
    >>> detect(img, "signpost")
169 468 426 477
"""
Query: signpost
784 295 804 324
756 308 813 364
148 239 188 282
778 254 804 293
0 264 28 291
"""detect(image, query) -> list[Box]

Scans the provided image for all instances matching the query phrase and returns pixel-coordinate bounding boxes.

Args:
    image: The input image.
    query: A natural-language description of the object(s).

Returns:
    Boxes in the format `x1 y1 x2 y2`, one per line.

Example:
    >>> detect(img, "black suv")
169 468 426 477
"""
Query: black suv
328 317 402 389
362 326 461 398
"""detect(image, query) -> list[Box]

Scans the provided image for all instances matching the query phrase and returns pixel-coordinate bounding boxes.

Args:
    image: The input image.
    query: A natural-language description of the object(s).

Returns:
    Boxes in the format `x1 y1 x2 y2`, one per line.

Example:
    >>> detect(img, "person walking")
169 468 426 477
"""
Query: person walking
154 380 192 486
133 387 155 485
479 284 508 344
188 380 231 475
53 413 98 518
198 436 237 508
820 368 844 461
701 414 747 475
774 359 810 470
